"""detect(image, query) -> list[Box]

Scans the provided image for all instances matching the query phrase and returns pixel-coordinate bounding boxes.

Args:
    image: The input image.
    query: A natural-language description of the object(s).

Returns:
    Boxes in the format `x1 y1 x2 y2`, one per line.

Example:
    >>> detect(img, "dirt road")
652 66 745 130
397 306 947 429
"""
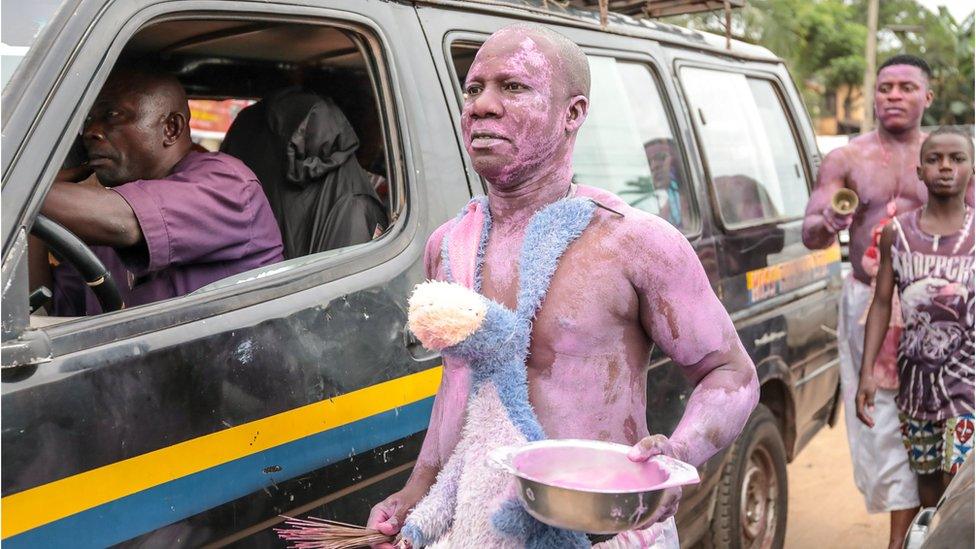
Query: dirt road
785 405 893 548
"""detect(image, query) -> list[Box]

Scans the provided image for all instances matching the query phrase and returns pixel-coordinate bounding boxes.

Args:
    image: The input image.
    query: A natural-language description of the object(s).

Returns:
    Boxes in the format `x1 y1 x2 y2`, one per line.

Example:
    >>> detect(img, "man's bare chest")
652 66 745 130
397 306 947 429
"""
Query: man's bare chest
481 235 637 351
847 154 926 207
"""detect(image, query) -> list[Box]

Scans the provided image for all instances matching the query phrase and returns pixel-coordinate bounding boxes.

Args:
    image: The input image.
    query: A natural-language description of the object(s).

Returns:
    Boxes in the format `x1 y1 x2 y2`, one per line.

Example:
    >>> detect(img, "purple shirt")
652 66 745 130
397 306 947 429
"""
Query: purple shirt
52 151 283 315
891 208 975 420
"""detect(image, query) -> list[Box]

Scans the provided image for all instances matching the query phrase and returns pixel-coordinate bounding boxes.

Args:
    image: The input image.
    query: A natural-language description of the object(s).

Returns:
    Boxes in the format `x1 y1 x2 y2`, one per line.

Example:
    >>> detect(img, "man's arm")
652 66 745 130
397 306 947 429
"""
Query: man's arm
366 364 470 546
40 173 142 248
855 225 896 428
802 147 853 250
366 222 467 547
662 349 759 467
630 221 759 468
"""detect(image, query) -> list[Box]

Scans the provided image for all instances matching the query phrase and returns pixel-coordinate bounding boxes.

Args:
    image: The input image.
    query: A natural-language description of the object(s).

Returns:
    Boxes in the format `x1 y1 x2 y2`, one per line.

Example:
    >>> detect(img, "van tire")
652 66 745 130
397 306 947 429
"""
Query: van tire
707 404 788 549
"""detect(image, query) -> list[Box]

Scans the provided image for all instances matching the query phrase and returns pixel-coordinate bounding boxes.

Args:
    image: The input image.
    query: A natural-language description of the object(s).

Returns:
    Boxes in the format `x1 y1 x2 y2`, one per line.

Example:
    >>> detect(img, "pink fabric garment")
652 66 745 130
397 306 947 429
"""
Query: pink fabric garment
406 200 530 547
446 199 487 290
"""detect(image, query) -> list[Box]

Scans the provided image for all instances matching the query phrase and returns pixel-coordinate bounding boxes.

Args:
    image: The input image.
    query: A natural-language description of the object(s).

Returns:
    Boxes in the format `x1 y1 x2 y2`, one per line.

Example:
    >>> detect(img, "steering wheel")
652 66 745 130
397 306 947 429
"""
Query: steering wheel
30 215 125 312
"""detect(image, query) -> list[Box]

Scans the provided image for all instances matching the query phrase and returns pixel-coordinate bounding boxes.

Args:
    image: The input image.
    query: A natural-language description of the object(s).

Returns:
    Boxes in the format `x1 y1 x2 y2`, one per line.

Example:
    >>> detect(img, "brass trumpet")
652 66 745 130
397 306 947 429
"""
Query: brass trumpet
831 188 859 216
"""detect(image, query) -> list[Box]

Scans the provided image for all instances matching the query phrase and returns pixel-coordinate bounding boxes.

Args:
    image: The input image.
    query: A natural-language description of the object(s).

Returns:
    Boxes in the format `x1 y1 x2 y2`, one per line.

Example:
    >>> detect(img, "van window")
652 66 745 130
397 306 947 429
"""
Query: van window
0 0 65 88
187 99 255 151
573 57 697 232
30 20 397 319
448 45 697 233
680 68 809 228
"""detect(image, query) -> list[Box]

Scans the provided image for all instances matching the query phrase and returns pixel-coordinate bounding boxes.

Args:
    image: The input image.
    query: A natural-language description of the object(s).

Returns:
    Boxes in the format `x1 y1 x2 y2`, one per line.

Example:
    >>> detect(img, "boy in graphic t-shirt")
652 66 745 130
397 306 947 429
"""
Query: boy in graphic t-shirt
857 127 975 509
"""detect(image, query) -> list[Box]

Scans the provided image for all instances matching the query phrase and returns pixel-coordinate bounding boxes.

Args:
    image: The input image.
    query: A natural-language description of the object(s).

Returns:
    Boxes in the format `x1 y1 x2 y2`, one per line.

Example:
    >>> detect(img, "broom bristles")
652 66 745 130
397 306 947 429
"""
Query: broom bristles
274 515 396 549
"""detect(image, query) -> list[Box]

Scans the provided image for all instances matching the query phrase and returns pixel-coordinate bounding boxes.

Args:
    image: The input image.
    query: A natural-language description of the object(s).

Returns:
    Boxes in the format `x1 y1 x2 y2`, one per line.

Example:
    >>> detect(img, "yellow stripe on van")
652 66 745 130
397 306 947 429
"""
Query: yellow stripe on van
746 244 841 290
0 366 443 539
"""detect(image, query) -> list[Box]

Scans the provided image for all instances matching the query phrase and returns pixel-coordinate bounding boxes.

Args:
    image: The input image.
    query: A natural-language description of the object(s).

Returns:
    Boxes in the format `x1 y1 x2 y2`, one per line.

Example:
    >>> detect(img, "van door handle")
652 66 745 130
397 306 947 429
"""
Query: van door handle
404 327 438 361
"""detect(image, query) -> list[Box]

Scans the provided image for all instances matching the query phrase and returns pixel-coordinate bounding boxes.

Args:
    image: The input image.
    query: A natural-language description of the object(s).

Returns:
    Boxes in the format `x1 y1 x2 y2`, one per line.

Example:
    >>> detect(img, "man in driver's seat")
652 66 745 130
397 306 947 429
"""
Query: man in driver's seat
35 66 283 315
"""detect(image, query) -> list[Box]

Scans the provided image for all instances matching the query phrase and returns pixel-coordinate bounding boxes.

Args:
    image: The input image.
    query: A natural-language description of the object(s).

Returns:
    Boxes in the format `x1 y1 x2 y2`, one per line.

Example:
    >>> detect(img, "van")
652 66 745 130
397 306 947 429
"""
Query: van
1 1 842 547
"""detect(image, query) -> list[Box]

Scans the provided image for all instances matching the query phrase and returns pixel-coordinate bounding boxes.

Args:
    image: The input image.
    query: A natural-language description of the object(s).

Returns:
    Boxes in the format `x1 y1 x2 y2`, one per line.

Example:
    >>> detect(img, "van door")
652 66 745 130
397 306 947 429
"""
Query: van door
677 62 842 454
0 1 469 546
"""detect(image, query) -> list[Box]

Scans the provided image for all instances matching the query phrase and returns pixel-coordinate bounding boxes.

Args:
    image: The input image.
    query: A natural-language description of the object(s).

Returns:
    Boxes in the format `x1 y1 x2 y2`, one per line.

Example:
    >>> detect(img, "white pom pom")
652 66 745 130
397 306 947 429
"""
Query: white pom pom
408 281 487 350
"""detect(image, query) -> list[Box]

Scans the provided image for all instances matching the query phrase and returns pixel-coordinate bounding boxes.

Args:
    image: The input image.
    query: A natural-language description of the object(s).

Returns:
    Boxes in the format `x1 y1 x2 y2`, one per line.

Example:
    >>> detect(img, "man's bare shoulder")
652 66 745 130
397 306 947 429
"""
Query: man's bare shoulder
840 131 884 158
818 133 882 184
575 184 691 260
822 139 861 168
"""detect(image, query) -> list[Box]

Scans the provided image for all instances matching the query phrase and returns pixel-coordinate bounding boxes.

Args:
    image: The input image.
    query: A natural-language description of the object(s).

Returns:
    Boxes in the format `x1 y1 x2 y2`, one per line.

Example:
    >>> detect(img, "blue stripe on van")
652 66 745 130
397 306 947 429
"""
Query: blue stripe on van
4 397 434 548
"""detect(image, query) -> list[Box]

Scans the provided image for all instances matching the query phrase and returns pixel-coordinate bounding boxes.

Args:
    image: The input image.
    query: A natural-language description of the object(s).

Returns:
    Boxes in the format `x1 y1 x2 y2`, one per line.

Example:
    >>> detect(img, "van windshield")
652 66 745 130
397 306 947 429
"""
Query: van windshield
1 0 65 90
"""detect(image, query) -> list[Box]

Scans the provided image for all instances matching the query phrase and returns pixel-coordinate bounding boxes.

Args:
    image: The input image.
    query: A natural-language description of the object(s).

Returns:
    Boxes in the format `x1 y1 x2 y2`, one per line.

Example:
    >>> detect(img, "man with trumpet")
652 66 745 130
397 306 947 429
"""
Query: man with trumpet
803 55 972 549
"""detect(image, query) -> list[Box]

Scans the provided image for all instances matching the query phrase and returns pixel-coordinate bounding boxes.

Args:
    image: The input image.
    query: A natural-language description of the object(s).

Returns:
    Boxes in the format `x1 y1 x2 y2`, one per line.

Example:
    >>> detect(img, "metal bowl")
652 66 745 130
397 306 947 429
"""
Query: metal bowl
488 439 699 535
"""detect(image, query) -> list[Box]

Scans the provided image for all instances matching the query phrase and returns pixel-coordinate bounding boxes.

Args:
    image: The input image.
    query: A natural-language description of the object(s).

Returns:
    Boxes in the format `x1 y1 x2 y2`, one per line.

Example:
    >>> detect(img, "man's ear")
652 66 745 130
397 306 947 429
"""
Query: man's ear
924 87 934 108
565 95 589 134
163 112 188 147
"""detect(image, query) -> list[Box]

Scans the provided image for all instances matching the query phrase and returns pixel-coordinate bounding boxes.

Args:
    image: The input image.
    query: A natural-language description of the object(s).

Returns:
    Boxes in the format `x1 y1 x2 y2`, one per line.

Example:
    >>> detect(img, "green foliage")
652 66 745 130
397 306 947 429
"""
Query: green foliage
795 0 866 89
666 0 975 127
822 54 865 89
872 5 975 126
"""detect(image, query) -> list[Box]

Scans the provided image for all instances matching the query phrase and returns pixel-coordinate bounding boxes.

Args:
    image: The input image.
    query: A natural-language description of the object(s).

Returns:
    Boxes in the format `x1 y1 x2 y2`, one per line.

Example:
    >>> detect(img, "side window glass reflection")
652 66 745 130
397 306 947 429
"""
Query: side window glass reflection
572 57 697 232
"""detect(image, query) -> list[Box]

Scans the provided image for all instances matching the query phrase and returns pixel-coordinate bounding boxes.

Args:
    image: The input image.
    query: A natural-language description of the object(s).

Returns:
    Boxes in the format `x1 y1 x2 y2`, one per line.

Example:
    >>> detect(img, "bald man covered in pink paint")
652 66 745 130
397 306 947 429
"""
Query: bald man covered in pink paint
368 24 759 547
802 55 975 549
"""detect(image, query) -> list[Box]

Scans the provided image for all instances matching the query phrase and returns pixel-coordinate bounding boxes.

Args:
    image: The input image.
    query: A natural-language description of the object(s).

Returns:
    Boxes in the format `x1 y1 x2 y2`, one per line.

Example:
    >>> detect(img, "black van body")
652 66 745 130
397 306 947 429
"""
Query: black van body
1 1 841 547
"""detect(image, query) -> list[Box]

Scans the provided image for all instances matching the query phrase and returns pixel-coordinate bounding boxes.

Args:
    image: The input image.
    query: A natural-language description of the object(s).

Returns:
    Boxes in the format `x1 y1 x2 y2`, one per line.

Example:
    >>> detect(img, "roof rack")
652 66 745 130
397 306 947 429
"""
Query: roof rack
567 0 745 47
579 0 744 18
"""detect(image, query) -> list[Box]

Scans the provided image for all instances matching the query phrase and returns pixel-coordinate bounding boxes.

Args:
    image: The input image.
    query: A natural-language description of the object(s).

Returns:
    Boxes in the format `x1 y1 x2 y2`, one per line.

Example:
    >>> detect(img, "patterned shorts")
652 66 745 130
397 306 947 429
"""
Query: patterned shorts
899 412 975 475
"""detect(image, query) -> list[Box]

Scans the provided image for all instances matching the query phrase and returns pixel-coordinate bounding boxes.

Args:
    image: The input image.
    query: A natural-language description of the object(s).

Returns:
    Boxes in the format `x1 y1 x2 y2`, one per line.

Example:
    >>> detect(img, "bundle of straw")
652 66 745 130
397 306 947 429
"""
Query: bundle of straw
274 515 396 549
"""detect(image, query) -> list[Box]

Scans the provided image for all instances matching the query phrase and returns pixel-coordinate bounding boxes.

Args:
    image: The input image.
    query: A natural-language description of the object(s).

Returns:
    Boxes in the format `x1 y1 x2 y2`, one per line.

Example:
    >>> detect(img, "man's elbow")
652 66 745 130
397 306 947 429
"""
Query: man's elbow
105 216 143 248
119 228 142 248
700 346 760 409
868 299 892 321
732 348 761 413
801 221 832 250
800 231 819 250
745 367 760 413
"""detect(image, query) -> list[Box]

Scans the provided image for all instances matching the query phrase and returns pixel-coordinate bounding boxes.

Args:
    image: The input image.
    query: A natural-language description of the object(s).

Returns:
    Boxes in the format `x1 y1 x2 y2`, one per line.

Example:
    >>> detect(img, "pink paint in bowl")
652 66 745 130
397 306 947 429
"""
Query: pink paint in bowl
488 440 700 533
501 439 699 493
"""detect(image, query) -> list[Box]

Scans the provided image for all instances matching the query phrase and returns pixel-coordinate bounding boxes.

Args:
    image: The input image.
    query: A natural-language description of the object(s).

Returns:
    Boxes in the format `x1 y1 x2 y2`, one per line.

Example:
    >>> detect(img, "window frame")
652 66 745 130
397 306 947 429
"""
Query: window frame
14 2 417 355
442 34 703 238
675 60 815 233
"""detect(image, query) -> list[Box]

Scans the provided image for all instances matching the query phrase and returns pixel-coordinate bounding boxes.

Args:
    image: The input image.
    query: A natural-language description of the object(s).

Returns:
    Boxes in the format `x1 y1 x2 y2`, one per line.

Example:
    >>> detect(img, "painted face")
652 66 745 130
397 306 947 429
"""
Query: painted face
82 78 167 187
875 65 932 132
917 134 974 198
461 31 568 188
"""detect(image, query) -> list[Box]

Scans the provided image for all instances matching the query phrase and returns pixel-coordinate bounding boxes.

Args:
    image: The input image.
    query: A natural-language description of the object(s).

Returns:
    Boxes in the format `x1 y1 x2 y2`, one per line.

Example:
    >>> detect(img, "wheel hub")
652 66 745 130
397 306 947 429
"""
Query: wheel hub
739 445 778 548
